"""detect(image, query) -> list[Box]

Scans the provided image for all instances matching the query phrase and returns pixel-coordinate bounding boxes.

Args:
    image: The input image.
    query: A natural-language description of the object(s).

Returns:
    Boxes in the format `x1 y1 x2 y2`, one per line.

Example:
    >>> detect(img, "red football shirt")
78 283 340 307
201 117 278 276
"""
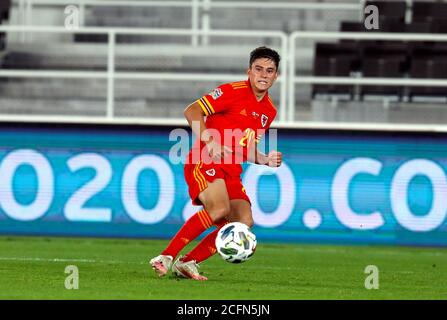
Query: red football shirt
187 79 277 174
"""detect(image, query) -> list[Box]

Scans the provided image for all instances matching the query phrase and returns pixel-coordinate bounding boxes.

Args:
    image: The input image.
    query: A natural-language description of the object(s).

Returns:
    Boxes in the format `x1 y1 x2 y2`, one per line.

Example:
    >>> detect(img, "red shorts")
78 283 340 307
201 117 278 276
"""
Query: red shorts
184 161 251 206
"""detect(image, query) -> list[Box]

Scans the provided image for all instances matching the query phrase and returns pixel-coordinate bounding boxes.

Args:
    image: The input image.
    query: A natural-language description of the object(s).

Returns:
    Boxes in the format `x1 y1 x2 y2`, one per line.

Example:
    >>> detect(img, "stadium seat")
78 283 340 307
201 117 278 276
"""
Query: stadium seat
340 21 367 33
431 19 447 33
312 43 358 98
404 21 440 55
405 21 433 33
339 21 369 48
0 0 11 61
365 1 407 23
408 44 447 99
74 33 108 43
361 0 408 55
412 1 447 22
378 18 406 33
409 59 447 99
340 19 405 52
411 43 447 61
341 17 405 34
361 42 408 63
339 22 380 60
360 58 405 97
0 0 11 21
359 42 407 99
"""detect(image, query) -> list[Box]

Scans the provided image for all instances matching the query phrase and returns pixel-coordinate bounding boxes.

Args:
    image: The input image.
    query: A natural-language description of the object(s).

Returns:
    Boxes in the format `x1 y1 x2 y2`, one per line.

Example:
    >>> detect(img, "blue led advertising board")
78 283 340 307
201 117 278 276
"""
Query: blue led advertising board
0 122 446 246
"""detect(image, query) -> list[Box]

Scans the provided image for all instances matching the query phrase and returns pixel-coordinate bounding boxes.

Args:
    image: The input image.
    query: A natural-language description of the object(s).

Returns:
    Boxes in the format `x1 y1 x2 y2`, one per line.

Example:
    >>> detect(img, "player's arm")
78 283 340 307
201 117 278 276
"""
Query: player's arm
184 101 232 160
247 143 282 167
247 143 266 165
184 101 211 143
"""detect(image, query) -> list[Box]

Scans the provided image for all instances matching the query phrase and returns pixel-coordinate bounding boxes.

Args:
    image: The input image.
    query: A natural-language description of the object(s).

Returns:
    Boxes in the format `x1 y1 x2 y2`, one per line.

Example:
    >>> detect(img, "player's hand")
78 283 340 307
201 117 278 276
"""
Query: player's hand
267 150 282 167
206 140 233 161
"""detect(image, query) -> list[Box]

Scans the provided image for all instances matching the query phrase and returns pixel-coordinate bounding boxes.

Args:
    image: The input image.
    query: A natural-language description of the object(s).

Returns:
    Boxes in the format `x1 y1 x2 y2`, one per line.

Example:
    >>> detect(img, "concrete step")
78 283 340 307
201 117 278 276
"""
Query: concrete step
2 43 257 72
0 79 238 100
311 100 447 124
0 97 187 118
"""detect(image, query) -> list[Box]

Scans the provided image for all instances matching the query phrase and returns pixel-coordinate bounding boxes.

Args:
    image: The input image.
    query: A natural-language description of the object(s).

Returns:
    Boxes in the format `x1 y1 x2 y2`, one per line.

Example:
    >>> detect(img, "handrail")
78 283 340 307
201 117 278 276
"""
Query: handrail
208 1 360 10
15 0 202 45
2 27 447 127
0 26 287 120
12 0 362 45
288 31 447 122
1 115 447 133
0 25 285 37
16 0 362 10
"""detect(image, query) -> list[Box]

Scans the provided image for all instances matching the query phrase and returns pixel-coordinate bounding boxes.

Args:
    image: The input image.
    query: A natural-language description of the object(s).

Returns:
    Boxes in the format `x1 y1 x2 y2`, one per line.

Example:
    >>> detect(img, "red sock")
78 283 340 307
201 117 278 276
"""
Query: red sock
162 209 213 259
182 219 228 263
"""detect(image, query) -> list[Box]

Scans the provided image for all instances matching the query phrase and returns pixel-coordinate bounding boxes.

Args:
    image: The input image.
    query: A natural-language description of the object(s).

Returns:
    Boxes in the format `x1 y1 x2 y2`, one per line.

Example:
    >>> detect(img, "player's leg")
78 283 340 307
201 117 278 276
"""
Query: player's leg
150 163 230 277
175 181 252 270
179 217 228 264
168 180 231 280
227 199 254 227
226 179 253 227
161 178 230 255
171 217 228 281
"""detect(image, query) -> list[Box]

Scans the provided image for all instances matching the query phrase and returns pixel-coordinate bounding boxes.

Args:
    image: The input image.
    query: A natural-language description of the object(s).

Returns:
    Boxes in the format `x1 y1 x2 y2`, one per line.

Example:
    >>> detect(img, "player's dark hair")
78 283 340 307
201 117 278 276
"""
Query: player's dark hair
249 46 281 70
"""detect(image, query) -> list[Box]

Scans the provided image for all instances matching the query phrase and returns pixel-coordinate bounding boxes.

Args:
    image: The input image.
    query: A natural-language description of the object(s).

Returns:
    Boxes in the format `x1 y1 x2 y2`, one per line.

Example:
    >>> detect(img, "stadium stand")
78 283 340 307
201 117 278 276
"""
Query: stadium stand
412 1 447 22
0 0 361 119
310 0 447 123
0 0 11 53
409 43 447 100
359 42 407 100
314 0 447 102
366 0 407 23
1 0 447 124
312 42 357 99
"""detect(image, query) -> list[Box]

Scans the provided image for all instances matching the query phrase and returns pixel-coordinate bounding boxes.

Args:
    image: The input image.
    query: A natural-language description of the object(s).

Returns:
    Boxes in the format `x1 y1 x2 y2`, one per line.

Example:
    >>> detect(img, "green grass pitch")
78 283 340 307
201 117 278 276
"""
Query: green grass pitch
0 236 446 299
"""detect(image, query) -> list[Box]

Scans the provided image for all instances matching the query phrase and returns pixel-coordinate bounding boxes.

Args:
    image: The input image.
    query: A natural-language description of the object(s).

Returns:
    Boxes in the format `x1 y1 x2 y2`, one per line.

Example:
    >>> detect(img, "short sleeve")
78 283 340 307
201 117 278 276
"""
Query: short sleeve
196 83 234 116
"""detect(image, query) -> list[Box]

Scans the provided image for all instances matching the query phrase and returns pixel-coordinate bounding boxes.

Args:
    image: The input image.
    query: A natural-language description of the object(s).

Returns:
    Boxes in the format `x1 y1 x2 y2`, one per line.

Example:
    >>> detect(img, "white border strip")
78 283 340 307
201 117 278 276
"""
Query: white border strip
1 115 447 133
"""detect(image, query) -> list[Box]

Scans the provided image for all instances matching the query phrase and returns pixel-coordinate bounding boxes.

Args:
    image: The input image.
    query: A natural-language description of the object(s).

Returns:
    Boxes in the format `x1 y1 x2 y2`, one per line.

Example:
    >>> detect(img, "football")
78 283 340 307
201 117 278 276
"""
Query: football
215 222 257 263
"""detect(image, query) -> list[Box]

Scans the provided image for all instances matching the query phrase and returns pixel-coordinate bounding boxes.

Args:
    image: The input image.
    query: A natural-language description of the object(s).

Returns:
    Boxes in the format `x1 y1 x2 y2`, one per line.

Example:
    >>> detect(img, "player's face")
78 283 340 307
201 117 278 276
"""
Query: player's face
247 58 278 95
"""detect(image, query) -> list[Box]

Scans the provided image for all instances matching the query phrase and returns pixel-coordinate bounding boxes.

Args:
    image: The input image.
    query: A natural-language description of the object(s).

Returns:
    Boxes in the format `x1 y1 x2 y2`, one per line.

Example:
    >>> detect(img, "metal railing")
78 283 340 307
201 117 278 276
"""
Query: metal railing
13 0 362 46
15 0 203 45
288 31 447 122
2 26 447 129
0 25 288 120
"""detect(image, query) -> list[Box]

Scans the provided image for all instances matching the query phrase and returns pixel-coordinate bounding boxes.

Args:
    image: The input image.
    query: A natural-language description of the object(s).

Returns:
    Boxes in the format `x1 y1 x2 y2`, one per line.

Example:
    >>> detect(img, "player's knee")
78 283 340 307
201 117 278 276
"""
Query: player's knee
208 205 230 222
244 217 254 228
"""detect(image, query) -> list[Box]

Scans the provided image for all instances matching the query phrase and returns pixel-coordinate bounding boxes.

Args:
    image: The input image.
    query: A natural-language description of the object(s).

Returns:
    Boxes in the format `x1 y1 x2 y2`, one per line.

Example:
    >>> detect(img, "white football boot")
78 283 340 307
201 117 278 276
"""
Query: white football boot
172 256 208 281
149 255 173 277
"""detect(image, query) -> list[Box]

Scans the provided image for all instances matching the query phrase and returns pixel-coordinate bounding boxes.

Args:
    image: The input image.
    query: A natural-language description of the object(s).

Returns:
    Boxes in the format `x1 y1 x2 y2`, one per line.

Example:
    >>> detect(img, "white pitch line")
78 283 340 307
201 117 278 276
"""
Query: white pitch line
0 257 145 264
280 246 447 256
0 257 297 271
